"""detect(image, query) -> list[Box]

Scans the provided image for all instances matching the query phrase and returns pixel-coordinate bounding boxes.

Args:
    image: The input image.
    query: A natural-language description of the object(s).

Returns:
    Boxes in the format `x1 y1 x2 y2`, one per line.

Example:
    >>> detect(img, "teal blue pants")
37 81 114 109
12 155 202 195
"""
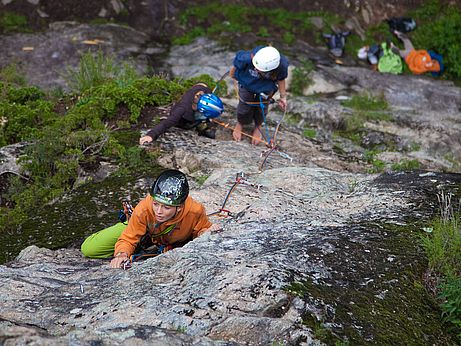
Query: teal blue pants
80 222 127 258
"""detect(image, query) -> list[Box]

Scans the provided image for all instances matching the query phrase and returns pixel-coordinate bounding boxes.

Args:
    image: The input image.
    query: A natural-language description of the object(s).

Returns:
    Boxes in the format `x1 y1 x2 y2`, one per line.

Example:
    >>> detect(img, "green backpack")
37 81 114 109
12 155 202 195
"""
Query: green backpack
378 42 403 74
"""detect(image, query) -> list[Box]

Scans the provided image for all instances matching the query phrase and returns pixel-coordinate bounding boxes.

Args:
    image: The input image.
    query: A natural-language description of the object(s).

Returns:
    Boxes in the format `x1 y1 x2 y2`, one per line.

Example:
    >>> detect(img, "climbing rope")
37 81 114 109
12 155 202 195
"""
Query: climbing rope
211 119 272 147
259 107 290 171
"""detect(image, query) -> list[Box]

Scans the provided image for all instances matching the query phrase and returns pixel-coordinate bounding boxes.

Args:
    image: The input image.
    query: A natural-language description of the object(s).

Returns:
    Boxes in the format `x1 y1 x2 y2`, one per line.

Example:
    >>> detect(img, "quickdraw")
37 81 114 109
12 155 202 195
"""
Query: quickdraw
208 172 245 218
118 200 133 224
208 173 265 219
258 108 293 171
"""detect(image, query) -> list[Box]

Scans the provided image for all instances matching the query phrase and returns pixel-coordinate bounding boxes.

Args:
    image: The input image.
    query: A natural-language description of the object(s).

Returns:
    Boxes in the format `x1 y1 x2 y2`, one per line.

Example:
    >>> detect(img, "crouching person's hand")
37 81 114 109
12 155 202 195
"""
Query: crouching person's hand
197 223 222 237
110 252 129 269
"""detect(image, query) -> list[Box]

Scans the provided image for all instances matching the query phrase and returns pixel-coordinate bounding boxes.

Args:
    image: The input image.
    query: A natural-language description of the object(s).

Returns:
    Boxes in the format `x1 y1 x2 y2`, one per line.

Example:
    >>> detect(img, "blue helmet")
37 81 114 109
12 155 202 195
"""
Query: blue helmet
197 93 224 119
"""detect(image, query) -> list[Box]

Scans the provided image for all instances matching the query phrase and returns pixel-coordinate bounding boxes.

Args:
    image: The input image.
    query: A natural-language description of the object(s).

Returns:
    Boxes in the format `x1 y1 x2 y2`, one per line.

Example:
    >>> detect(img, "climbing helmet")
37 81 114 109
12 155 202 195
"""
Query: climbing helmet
252 46 280 72
150 170 189 206
197 93 224 119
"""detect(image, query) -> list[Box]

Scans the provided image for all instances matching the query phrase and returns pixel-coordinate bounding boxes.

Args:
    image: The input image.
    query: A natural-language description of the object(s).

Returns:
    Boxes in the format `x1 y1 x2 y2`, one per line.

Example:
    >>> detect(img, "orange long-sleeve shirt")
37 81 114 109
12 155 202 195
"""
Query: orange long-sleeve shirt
405 49 440 75
114 194 212 256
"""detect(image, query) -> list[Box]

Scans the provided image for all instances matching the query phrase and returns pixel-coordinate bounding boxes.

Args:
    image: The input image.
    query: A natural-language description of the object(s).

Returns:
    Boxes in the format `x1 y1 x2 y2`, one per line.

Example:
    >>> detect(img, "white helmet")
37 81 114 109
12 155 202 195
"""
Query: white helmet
357 46 368 60
252 46 281 72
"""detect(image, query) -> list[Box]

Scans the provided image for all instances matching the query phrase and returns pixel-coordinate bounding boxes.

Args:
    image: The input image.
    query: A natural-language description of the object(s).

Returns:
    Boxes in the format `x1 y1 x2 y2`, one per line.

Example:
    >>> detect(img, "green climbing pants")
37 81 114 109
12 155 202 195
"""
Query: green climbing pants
80 222 127 258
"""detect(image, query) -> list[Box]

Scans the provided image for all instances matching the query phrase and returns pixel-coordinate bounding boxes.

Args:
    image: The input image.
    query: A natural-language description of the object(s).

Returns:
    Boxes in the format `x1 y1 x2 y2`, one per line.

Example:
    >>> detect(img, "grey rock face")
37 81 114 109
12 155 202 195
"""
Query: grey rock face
2 124 460 344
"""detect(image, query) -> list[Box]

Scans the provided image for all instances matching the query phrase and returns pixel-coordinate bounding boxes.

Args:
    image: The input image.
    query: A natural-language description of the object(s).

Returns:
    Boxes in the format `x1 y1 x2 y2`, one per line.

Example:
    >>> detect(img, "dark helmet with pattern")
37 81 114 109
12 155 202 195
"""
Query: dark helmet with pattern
150 170 189 206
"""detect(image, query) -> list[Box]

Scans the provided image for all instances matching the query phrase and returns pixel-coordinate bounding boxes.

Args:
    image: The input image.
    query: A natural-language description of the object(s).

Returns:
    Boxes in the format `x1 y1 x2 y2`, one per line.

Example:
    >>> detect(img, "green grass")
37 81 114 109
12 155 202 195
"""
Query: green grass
195 174 209 186
303 127 316 139
391 159 421 171
0 63 27 86
338 93 392 139
363 150 386 173
409 0 461 80
290 59 315 96
64 50 139 93
0 11 30 33
421 192 461 341
173 3 342 47
341 93 389 112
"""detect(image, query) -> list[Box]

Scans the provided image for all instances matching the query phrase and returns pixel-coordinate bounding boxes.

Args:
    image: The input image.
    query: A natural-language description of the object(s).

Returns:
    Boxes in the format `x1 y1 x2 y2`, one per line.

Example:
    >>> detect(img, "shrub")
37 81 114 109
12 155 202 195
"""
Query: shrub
0 60 223 234
290 59 315 96
0 64 27 86
173 3 341 47
391 159 421 171
0 11 29 33
64 50 140 93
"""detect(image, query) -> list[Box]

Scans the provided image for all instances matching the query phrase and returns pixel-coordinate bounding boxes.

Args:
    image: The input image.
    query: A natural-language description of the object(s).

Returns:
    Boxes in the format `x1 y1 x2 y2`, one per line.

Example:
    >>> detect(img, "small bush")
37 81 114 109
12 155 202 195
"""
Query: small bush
391 159 421 171
342 93 388 112
439 277 461 339
0 11 29 33
303 127 316 139
363 150 385 173
174 3 342 47
0 64 26 86
290 59 315 96
0 59 223 234
64 50 139 93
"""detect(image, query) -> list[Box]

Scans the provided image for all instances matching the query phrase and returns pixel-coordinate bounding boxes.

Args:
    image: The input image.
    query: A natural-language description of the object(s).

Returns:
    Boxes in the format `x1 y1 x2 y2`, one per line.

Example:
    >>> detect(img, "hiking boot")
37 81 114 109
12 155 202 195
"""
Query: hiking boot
199 128 216 139
196 121 216 139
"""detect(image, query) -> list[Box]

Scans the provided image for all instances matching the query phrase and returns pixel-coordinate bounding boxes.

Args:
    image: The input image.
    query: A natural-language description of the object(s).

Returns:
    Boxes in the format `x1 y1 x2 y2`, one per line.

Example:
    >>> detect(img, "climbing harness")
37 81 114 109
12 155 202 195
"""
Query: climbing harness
259 94 272 145
130 244 172 262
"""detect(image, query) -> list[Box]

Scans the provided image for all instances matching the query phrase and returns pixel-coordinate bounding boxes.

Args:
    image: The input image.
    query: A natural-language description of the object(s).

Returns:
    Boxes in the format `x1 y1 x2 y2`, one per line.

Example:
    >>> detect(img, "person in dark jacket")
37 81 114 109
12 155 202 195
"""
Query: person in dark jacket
139 83 224 145
230 46 289 145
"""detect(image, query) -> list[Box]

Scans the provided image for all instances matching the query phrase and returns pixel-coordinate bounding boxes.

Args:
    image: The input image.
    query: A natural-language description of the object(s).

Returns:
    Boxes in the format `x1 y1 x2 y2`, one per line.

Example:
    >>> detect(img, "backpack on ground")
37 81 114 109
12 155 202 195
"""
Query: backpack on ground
386 17 416 33
378 42 403 74
427 50 444 77
323 31 350 57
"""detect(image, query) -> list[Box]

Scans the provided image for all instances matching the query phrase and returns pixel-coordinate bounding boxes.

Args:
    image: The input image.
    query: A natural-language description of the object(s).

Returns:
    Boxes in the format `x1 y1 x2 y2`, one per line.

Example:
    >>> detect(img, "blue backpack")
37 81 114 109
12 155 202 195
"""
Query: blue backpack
427 50 444 77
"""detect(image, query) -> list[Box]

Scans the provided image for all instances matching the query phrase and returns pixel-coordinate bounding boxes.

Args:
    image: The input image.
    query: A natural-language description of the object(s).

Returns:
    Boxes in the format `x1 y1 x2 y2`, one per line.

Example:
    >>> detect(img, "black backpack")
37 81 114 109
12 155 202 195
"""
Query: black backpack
386 17 416 33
